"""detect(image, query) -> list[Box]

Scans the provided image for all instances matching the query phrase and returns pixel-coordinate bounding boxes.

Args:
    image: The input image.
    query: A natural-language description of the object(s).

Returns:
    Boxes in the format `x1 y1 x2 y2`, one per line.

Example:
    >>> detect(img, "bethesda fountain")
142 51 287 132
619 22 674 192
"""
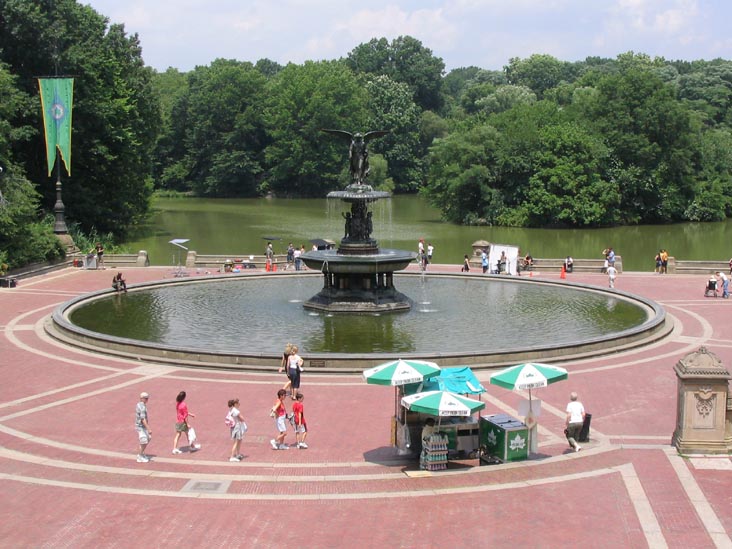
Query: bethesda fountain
300 129 417 312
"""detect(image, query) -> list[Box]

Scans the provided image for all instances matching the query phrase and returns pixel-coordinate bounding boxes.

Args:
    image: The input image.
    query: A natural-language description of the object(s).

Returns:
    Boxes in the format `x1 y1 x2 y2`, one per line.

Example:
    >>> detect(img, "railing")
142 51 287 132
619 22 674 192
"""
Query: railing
469 256 623 273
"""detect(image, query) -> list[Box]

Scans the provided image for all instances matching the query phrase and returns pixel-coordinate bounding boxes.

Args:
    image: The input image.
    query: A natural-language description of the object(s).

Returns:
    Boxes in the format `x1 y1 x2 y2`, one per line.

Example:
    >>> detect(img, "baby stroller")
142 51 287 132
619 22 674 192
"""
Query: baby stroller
704 278 718 297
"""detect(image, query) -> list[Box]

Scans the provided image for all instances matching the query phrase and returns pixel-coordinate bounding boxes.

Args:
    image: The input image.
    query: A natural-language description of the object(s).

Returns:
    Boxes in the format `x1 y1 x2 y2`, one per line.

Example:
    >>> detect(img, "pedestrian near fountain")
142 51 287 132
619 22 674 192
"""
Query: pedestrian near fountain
288 345 304 399
565 392 586 452
227 398 247 461
294 245 302 271
427 243 434 262
481 250 489 274
462 254 470 272
660 249 668 274
135 392 152 463
265 242 274 270
278 342 293 395
607 264 618 288
292 393 308 449
172 391 200 454
717 271 729 298
270 389 289 450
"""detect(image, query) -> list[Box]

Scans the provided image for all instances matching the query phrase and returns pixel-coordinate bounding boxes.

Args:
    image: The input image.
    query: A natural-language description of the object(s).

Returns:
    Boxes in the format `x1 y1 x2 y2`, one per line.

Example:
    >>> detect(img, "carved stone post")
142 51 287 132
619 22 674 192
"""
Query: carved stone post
672 347 731 454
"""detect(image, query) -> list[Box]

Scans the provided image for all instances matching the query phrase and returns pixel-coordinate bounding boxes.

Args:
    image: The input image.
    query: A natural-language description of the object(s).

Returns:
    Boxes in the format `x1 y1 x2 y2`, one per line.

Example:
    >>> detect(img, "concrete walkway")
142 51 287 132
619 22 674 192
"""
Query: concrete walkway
1 265 731 548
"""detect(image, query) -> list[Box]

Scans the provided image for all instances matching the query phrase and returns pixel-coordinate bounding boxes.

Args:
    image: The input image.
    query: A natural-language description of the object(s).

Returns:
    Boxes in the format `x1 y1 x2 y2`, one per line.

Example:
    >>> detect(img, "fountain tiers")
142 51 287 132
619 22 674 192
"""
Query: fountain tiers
301 184 417 313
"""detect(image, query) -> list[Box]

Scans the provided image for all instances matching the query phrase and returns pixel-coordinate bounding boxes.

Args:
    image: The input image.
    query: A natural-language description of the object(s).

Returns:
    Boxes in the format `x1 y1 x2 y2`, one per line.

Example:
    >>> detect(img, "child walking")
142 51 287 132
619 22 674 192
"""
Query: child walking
227 398 247 461
270 389 289 450
292 393 308 449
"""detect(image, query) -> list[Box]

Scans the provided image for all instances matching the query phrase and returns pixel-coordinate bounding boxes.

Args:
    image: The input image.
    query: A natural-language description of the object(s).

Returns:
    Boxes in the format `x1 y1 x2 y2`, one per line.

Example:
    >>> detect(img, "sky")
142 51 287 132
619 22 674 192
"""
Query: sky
83 0 732 73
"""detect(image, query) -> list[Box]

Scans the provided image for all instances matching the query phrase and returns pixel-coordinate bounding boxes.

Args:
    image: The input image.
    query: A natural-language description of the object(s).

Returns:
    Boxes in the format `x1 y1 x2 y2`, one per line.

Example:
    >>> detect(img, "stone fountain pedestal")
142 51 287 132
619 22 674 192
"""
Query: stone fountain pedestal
301 184 417 313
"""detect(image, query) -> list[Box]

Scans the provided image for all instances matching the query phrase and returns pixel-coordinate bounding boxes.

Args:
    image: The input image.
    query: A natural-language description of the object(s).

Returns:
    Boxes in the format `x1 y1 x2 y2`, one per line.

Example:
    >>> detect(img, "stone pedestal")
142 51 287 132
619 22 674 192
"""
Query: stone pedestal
672 347 731 454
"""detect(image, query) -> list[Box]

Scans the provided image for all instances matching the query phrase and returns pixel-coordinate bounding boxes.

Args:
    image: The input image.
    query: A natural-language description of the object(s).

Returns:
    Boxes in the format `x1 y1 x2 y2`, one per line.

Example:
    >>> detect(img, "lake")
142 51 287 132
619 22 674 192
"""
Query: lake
124 195 732 271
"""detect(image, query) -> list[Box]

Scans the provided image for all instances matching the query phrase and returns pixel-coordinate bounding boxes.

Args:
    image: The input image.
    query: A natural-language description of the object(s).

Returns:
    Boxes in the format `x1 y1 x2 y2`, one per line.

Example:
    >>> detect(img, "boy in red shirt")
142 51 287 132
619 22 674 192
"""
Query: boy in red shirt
293 393 308 449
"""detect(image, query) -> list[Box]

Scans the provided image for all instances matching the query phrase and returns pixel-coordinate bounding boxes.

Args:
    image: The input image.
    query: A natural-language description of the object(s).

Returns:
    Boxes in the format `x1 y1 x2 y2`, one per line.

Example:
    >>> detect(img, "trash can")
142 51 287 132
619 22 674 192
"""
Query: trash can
579 413 592 443
84 254 97 269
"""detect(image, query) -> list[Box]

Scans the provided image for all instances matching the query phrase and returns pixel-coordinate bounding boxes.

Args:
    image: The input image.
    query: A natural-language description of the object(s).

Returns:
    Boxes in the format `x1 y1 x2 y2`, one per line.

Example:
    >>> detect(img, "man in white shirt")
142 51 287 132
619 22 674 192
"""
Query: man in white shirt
716 271 729 298
565 392 586 452
607 264 618 288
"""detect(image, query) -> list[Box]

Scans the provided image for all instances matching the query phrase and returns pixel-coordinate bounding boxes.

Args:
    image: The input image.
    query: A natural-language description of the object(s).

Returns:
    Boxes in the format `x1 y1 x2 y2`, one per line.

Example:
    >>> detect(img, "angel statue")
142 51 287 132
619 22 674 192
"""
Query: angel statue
320 129 390 185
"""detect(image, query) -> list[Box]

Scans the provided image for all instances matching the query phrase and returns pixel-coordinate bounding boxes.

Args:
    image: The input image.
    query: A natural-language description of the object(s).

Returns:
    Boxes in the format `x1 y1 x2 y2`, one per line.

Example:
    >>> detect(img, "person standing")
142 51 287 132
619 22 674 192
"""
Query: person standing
292 393 308 449
288 345 304 399
135 392 152 463
607 264 618 288
278 342 293 394
418 239 424 255
462 254 470 272
286 243 295 270
660 249 669 274
227 398 247 461
265 242 274 270
481 250 489 274
94 242 105 269
565 392 586 452
654 251 662 274
717 271 729 298
427 243 434 263
172 391 200 454
270 389 289 450
294 245 302 271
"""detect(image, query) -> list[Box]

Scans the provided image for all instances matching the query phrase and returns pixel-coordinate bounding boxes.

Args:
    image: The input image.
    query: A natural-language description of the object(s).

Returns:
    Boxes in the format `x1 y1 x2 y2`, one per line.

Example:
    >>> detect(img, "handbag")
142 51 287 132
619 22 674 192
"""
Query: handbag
188 426 197 443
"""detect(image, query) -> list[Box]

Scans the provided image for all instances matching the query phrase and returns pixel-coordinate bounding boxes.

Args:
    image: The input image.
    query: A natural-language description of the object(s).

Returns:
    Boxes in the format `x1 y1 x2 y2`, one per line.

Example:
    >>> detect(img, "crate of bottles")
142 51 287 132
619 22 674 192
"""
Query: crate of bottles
420 433 448 471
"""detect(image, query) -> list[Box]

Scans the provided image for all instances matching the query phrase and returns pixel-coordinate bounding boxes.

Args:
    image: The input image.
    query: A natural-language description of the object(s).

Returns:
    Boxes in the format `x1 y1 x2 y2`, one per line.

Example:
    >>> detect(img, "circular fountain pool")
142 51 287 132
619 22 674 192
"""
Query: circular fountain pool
50 272 667 370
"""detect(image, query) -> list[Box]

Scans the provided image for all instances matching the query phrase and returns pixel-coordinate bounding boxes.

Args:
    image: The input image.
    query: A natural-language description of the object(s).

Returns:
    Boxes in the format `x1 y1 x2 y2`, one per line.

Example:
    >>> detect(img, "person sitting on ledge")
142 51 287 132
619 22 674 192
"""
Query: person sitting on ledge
564 256 574 273
112 272 127 293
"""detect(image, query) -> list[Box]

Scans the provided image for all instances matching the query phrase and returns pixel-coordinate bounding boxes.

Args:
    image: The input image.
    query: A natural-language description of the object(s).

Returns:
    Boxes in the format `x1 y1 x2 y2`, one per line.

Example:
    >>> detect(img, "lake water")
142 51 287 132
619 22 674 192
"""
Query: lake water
124 195 732 271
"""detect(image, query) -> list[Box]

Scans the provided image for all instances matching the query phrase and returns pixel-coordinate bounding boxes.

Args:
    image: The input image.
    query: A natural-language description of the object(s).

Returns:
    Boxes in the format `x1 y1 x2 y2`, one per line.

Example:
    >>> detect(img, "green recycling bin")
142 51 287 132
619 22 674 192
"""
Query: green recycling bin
479 414 529 462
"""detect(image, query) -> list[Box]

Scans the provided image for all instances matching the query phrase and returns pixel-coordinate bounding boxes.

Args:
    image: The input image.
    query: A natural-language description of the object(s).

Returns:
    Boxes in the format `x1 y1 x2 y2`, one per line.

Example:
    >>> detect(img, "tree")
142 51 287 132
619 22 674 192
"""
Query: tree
346 36 445 111
364 75 423 192
577 63 701 223
518 123 621 226
0 0 161 237
159 59 268 197
263 60 368 196
0 63 63 268
505 54 575 98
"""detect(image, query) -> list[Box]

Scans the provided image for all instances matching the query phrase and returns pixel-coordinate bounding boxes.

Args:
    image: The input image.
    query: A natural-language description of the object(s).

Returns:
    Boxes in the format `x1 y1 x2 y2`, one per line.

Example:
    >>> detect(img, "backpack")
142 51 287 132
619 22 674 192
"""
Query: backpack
224 411 236 428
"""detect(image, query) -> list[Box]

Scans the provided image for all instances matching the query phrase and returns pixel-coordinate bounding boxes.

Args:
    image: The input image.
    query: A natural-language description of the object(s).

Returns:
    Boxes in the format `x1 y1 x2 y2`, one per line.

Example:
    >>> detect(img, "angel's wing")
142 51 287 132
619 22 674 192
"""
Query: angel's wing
363 130 390 142
320 129 354 141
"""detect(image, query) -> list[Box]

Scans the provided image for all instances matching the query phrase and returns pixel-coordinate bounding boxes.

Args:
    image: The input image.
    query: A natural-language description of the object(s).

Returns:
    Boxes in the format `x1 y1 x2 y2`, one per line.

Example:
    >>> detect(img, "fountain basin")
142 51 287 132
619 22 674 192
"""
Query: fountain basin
48 272 669 372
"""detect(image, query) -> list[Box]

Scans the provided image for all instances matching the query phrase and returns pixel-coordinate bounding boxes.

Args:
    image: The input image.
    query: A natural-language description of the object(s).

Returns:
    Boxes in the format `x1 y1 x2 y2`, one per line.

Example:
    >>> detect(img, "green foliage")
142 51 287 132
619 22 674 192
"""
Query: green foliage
263 60 368 196
365 75 423 192
346 36 445 112
0 0 160 238
158 59 268 197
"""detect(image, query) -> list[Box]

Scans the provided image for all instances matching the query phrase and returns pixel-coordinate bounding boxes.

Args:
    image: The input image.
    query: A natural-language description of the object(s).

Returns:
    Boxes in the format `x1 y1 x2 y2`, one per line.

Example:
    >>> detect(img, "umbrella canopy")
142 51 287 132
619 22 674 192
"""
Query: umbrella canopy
309 238 336 248
363 359 441 386
489 363 568 391
401 390 485 417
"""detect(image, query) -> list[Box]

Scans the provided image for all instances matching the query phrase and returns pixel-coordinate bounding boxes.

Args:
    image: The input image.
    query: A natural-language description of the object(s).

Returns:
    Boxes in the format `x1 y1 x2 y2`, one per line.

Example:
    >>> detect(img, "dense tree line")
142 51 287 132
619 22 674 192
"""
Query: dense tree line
3 1 732 269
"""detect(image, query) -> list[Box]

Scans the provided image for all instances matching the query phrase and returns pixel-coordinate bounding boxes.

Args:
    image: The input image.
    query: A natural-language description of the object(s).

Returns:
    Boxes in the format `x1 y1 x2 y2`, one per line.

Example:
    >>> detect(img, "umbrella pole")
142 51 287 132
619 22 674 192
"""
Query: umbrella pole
528 389 532 456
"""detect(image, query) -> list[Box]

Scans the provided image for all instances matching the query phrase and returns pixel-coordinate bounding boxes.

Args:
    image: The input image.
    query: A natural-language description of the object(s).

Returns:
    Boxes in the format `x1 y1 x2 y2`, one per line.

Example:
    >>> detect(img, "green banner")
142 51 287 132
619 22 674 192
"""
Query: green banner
38 78 74 176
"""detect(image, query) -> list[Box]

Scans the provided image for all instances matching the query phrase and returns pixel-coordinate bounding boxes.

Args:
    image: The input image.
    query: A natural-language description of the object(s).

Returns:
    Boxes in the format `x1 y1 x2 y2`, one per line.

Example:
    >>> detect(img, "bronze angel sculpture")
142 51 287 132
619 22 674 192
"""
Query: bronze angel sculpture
320 129 390 185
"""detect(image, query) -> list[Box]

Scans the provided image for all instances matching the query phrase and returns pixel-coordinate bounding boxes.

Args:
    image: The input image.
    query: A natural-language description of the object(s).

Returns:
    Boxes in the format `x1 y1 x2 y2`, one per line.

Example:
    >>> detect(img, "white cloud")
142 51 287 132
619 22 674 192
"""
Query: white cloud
83 0 732 72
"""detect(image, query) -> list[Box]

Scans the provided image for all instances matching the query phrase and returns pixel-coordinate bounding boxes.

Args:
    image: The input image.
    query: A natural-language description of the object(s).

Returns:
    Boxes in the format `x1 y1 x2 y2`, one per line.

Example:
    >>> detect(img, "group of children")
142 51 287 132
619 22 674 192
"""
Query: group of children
134 347 310 463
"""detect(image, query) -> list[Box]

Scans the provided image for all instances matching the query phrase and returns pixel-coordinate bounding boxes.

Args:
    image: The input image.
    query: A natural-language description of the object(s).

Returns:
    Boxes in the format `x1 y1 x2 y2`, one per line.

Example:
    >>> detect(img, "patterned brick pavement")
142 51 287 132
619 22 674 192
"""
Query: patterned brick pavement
0 265 731 548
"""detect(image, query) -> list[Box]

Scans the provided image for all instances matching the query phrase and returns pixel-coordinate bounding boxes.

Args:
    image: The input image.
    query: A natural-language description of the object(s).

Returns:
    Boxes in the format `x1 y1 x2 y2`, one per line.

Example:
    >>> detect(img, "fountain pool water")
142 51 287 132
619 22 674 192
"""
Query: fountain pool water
51 272 667 370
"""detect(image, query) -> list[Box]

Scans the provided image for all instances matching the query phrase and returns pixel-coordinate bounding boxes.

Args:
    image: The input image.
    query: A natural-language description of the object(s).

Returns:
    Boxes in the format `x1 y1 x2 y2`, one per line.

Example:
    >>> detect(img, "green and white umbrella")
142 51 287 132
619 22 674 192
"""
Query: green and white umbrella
401 390 485 417
489 363 568 392
363 359 441 386
489 362 568 454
